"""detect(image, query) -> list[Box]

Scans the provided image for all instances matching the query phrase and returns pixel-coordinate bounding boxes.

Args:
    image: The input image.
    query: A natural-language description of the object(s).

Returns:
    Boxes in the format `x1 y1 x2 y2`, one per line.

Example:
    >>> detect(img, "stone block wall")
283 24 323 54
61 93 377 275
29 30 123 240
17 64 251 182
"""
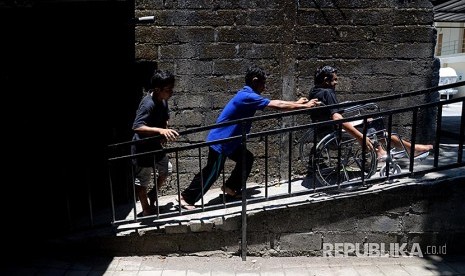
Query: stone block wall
134 0 439 193
72 176 465 257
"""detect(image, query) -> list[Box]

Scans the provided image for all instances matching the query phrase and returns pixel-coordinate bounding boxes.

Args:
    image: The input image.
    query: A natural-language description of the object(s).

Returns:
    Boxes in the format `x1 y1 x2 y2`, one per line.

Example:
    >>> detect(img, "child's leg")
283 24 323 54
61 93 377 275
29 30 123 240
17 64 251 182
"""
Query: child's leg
224 148 254 195
390 135 433 156
148 156 172 207
135 166 154 216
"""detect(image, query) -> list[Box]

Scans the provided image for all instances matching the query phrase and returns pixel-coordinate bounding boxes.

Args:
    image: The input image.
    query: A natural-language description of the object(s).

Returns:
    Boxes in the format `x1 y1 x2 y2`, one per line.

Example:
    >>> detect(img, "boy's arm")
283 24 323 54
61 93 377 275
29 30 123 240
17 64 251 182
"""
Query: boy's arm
266 98 319 111
134 125 179 142
332 112 374 151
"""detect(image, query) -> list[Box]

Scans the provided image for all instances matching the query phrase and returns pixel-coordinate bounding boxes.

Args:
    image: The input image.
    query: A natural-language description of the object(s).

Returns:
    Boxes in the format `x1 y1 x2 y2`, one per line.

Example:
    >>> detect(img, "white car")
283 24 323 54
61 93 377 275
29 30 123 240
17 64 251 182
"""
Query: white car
438 67 459 100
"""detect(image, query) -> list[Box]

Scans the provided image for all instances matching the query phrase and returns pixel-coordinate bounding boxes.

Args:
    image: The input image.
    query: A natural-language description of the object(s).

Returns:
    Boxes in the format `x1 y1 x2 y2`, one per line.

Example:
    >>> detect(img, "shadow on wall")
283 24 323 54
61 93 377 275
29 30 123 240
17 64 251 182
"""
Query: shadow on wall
1 1 135 246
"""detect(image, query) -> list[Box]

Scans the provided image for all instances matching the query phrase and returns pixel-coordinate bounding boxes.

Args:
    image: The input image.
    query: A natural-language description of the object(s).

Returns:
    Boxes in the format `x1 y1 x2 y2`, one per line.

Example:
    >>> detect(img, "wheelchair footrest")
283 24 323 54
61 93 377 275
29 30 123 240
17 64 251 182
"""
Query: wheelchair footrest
413 151 430 161
391 149 406 159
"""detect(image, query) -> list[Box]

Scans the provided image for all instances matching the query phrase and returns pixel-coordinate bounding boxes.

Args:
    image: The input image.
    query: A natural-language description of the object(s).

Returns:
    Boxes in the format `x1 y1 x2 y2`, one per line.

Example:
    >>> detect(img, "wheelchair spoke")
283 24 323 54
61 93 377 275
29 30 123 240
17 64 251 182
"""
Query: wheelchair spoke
313 132 377 186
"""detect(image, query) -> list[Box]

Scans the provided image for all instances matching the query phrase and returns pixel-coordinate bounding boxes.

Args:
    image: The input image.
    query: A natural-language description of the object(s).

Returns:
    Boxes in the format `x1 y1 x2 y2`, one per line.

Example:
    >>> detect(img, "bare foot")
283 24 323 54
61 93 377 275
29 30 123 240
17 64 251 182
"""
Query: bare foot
139 208 156 217
376 148 387 161
414 144 433 156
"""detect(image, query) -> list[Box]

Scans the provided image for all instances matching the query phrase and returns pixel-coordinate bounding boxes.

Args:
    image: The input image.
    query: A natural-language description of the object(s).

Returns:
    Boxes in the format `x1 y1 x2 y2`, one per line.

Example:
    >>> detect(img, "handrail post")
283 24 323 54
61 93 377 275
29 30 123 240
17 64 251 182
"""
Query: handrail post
175 151 182 215
434 104 443 168
241 121 248 261
312 127 317 191
107 162 116 225
361 118 367 184
409 109 418 175
459 99 465 163
288 131 292 194
265 135 269 199
199 148 205 211
336 125 343 188
384 115 393 183
130 159 138 221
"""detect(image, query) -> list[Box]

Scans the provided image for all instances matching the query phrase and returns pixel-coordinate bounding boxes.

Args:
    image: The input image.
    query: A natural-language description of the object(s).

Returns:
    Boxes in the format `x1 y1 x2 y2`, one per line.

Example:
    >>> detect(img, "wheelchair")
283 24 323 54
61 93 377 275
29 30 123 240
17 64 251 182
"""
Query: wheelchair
298 102 427 186
299 126 378 186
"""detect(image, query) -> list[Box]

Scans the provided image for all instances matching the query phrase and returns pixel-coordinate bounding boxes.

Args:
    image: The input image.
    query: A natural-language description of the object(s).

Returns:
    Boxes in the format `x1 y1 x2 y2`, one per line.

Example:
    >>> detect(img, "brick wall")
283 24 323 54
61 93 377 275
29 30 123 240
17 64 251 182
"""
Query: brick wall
135 0 439 192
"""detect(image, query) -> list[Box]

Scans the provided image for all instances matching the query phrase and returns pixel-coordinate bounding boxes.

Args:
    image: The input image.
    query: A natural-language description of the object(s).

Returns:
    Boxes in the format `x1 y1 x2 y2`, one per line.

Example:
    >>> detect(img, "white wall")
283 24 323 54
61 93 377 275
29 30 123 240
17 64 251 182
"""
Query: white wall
436 22 465 97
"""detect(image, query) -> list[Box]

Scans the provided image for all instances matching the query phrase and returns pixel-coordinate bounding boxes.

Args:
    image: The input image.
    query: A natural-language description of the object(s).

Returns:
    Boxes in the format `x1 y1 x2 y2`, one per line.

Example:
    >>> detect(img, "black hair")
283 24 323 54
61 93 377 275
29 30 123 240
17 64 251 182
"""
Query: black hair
245 65 266 86
151 69 175 90
314 65 337 85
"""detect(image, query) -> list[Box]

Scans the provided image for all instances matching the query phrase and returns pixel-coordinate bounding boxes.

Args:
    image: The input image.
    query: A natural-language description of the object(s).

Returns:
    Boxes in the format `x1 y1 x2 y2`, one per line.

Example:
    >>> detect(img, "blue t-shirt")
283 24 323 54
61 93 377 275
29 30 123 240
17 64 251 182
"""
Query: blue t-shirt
207 86 270 155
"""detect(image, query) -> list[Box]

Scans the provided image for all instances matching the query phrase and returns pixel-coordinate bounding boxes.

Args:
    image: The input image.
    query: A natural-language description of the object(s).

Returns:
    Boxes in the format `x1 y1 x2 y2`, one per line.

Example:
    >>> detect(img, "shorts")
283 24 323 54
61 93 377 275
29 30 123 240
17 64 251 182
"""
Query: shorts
134 155 172 187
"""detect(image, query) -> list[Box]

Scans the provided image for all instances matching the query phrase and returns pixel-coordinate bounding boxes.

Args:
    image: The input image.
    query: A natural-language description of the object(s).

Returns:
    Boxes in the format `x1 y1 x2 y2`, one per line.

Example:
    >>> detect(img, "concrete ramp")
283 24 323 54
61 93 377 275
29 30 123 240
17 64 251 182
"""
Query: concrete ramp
54 162 465 257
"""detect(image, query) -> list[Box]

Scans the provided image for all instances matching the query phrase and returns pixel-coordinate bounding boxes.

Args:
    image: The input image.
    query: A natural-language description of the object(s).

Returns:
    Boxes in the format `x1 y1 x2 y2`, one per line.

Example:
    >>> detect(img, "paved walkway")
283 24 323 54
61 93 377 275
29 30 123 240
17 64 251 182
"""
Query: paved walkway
4 254 465 275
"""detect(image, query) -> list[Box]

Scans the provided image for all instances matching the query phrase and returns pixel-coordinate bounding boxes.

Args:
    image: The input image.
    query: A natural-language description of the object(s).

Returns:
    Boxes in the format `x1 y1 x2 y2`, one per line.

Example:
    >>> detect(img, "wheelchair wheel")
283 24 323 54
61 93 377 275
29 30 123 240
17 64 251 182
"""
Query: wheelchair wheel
379 163 402 177
312 132 377 186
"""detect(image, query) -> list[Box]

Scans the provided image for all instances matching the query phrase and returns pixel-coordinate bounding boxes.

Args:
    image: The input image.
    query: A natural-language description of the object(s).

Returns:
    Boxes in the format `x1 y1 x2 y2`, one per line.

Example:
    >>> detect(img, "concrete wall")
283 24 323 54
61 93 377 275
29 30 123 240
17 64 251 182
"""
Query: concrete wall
245 179 465 257
134 0 439 192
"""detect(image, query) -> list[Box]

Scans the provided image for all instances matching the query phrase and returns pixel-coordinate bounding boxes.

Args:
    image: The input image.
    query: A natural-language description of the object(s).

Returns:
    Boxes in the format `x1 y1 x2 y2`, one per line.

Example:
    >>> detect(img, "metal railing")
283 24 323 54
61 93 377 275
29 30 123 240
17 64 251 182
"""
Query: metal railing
437 39 464 56
107 81 464 260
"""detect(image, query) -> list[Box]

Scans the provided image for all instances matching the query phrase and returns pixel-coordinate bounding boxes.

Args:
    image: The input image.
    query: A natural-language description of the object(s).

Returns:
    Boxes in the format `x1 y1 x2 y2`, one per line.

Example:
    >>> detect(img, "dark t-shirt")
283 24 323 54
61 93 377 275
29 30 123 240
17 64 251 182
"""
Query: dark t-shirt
131 94 169 167
309 86 342 135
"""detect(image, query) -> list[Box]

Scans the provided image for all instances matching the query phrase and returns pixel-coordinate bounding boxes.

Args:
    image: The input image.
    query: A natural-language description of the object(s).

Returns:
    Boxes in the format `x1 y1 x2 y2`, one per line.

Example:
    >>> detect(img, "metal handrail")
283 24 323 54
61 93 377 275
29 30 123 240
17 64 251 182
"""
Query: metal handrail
107 81 465 260
107 81 465 149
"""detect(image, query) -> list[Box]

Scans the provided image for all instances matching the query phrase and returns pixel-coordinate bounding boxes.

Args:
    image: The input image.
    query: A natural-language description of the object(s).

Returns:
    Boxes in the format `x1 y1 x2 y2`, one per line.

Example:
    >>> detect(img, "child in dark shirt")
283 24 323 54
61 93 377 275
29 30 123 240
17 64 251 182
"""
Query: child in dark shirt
132 69 179 216
309 65 433 161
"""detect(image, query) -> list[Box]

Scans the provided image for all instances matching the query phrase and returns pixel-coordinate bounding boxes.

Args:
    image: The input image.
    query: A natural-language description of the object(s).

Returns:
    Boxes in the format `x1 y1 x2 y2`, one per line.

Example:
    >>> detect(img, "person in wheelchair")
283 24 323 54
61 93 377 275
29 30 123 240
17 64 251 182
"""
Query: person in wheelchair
308 65 433 162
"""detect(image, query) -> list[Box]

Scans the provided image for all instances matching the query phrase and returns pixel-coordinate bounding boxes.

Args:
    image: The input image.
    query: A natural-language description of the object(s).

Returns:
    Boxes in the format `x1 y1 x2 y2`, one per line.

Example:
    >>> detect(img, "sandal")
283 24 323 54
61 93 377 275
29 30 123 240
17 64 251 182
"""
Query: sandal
175 197 196 210
221 186 239 197
137 208 157 217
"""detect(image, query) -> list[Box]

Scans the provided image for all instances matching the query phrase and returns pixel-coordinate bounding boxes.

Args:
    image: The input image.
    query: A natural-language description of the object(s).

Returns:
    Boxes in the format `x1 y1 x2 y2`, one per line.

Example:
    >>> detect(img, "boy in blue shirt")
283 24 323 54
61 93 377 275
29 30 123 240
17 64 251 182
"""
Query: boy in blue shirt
180 66 319 209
